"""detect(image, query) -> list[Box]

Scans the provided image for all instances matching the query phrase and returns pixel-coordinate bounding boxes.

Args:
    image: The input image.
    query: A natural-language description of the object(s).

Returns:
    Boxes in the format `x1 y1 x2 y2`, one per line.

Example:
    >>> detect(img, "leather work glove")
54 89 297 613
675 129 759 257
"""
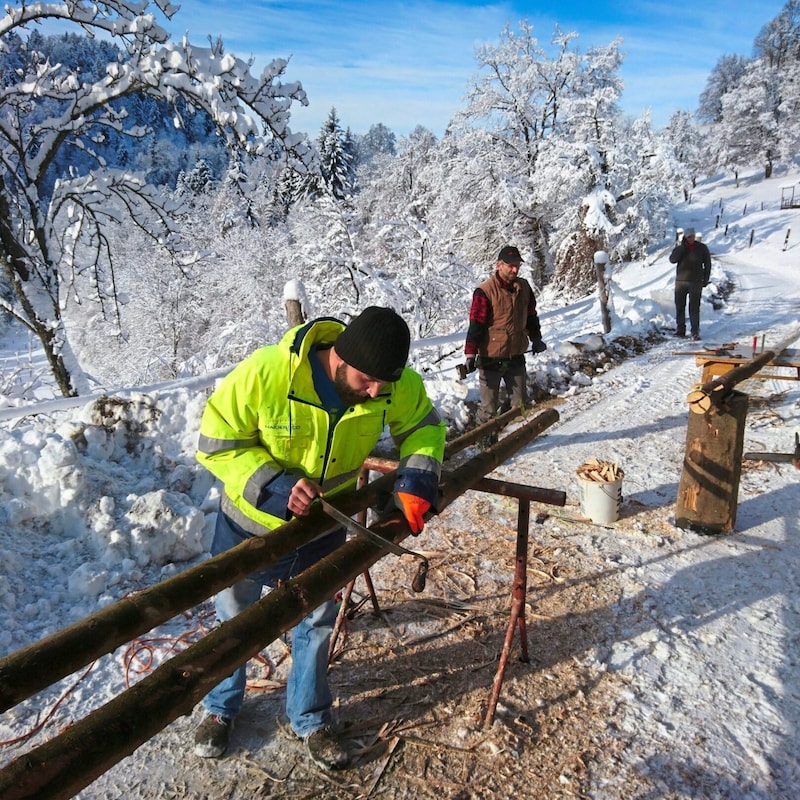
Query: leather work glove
395 491 431 535
465 355 477 374
530 339 547 354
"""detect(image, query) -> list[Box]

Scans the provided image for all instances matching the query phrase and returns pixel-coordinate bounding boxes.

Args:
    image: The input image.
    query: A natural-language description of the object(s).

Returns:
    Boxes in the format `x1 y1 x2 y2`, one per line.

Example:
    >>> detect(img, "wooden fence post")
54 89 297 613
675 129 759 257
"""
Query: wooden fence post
593 250 611 334
285 298 305 327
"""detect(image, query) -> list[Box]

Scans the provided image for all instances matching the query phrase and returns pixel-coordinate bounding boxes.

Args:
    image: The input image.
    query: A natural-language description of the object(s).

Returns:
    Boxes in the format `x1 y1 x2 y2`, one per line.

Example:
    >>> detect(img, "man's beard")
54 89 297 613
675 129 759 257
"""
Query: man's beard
334 363 370 406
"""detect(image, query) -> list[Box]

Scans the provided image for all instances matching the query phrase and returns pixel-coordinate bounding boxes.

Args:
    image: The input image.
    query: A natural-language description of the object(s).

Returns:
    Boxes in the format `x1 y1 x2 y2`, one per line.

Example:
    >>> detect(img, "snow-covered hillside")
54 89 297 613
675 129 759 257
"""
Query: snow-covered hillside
1 167 799 798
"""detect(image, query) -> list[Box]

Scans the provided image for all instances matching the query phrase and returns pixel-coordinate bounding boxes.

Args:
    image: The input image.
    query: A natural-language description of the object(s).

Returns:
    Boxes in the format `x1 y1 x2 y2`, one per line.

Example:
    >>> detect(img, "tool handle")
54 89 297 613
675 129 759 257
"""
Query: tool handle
411 560 429 593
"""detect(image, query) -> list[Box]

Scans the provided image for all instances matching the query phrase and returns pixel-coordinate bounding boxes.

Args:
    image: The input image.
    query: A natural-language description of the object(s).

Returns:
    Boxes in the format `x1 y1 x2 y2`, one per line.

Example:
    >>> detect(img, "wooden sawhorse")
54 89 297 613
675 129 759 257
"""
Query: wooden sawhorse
327 470 567 728
471 477 566 728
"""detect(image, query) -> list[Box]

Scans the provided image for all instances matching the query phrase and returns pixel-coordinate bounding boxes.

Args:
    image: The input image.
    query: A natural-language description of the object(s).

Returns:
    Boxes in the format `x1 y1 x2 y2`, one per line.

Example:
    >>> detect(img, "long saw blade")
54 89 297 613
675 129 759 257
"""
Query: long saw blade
319 498 428 592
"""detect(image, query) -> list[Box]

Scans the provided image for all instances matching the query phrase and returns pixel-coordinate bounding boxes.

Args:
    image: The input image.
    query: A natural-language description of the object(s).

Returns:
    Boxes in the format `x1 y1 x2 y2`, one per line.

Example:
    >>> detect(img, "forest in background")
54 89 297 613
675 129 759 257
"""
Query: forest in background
1 0 799 399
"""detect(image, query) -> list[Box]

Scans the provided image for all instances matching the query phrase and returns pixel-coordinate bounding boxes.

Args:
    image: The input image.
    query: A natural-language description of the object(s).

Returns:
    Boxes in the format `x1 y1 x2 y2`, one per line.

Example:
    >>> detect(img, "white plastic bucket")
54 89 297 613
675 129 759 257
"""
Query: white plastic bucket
578 475 623 524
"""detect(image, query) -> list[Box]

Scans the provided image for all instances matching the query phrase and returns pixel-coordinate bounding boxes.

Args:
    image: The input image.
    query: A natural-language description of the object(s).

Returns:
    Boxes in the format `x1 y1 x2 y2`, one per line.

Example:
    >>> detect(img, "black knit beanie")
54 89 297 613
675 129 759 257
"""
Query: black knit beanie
334 306 410 382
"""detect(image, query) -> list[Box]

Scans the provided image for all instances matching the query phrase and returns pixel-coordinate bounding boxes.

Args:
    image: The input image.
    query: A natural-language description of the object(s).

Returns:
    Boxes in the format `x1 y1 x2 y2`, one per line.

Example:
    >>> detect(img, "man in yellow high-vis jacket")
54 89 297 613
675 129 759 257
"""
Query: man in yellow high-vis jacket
193 306 446 770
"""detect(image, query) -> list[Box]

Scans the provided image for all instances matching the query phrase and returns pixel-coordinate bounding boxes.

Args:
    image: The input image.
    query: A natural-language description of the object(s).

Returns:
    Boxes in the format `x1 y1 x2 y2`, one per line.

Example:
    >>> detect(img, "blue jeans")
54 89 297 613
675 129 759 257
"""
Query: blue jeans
202 507 345 737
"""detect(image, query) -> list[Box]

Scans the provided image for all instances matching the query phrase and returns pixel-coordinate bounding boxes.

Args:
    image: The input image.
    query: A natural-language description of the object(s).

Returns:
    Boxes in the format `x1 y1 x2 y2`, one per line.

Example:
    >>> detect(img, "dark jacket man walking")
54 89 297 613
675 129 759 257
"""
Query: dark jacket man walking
669 227 711 340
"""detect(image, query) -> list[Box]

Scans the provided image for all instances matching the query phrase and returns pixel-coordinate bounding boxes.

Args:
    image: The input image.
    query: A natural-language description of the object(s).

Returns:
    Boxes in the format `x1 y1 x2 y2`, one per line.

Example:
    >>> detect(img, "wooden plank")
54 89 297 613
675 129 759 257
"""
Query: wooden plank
686 347 800 383
683 347 800 365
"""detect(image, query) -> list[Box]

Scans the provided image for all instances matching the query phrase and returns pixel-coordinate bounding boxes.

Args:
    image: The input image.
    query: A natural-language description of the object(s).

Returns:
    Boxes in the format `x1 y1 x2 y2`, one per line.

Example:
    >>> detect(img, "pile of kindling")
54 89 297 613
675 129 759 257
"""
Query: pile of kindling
576 458 624 483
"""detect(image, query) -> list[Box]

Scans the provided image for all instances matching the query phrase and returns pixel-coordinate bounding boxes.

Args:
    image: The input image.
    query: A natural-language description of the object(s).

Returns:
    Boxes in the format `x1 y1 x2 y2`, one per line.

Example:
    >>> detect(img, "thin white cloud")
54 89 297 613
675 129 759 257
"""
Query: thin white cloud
162 0 788 135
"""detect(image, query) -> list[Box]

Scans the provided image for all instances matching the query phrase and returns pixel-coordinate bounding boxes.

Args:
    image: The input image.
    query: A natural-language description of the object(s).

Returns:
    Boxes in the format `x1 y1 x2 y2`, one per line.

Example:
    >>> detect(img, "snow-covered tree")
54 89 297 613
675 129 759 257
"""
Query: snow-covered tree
759 1 800 165
775 56 800 163
211 155 259 233
698 3 800 175
357 123 397 164
176 159 216 198
661 110 705 195
303 107 354 201
452 24 637 292
754 0 800 69
707 59 781 178
0 0 311 396
697 54 750 124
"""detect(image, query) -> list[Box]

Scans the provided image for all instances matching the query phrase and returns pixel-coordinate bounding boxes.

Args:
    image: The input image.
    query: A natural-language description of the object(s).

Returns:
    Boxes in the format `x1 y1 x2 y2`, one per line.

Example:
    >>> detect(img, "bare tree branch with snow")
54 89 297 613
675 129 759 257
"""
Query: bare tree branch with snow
0 0 312 395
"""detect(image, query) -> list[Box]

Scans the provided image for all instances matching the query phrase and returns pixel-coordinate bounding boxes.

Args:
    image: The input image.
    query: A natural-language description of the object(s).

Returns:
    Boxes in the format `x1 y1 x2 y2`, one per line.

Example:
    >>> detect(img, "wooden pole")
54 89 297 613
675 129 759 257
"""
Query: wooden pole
676 390 748 534
471 477 566 507
0 411 561 800
687 349 778 414
284 298 305 327
594 256 612 334
0 534 401 800
441 405 526 457
484 498 530 728
0 470 394 713
0 406 532 712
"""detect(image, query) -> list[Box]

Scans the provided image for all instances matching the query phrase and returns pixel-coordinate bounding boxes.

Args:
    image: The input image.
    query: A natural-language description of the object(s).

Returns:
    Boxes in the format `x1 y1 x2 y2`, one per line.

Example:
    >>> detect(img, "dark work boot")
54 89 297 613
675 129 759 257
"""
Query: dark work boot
304 728 350 770
194 714 231 758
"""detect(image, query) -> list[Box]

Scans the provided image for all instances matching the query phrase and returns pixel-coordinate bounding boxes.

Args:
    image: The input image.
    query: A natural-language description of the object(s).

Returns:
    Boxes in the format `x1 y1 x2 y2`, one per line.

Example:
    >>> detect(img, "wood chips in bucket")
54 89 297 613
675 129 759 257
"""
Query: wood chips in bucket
576 458 624 483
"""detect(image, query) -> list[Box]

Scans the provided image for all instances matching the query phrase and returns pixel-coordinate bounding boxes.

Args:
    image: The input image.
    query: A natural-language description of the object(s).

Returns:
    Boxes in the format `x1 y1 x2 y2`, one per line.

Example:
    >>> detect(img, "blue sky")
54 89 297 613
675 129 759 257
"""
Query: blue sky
165 0 784 137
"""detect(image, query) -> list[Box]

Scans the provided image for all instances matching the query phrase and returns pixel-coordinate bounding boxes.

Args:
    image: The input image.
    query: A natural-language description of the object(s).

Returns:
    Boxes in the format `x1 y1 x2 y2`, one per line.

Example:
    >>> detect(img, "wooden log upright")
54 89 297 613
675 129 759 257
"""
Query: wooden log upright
676 390 748 534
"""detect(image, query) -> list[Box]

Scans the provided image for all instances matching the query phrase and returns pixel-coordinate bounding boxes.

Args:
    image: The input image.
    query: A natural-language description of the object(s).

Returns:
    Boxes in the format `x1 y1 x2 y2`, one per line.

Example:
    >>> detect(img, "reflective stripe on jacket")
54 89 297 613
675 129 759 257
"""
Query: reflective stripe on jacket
197 317 446 535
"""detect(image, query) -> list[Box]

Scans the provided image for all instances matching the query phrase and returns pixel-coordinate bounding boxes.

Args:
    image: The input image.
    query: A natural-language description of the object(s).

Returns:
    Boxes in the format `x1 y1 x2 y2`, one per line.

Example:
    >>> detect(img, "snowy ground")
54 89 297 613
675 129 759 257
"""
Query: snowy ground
1 168 799 798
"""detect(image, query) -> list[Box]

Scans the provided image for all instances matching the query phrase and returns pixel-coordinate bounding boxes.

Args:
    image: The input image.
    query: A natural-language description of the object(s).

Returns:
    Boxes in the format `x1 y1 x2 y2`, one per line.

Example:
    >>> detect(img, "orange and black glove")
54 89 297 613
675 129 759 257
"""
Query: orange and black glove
394 491 431 535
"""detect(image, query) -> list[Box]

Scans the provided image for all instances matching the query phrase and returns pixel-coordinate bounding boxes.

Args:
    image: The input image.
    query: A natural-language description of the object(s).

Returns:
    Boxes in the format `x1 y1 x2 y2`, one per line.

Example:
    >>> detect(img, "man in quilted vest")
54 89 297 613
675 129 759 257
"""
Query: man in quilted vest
464 246 546 435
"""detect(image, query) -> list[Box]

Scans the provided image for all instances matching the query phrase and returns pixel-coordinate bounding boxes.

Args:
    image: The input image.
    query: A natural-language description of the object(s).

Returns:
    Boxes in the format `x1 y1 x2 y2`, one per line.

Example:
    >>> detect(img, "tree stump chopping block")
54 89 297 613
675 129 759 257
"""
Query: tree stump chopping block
676 390 748 534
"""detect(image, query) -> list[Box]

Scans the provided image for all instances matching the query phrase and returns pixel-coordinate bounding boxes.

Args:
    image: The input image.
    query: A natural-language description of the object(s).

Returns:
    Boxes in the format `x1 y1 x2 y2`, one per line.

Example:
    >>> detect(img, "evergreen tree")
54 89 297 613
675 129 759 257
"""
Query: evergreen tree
316 107 354 200
177 159 216 198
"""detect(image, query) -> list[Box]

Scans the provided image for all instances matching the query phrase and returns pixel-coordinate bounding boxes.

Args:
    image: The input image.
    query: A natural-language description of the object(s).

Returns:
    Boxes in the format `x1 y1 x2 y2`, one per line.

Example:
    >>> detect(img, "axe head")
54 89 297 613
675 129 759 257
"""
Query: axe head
456 364 468 380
